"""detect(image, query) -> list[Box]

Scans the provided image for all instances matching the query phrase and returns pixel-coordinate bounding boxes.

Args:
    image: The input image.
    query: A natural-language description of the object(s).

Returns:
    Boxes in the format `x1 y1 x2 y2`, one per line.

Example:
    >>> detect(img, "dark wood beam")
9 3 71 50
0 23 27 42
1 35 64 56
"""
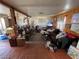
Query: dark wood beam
10 7 18 36
0 0 30 17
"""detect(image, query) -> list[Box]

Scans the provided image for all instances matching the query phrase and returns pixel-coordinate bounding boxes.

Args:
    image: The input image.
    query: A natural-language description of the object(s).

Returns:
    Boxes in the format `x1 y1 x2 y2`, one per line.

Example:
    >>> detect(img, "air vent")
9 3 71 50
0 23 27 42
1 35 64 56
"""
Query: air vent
39 12 44 14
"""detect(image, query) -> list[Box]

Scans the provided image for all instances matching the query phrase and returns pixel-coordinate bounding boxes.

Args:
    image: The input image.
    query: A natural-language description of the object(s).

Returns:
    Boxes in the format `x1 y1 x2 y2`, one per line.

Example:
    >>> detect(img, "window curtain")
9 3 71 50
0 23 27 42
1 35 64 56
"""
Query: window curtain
57 16 66 31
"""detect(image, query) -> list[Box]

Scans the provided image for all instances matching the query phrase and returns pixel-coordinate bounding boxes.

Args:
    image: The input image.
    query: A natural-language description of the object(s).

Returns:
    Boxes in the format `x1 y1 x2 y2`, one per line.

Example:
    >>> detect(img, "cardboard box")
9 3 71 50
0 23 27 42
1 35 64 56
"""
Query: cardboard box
16 37 25 47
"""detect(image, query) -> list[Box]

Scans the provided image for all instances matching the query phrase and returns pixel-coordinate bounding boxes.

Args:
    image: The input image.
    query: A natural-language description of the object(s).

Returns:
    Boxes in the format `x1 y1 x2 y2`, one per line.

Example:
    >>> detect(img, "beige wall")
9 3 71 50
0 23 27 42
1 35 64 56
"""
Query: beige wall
29 16 51 27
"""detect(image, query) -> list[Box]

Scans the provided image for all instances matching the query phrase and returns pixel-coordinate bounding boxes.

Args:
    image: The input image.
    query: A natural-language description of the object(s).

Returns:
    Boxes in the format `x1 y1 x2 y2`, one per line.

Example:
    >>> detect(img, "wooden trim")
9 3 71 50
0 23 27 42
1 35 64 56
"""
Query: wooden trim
0 1 30 17
51 7 79 17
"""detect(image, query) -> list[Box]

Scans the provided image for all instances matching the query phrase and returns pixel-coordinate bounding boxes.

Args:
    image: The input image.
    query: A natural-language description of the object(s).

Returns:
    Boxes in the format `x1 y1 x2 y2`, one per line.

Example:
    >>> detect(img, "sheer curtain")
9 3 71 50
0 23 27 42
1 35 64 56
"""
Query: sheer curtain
0 17 6 34
57 16 66 31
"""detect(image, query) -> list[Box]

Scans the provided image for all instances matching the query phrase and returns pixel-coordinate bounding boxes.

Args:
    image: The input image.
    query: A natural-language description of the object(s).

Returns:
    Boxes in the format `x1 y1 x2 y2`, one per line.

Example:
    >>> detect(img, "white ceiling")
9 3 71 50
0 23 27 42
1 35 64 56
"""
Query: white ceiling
2 0 79 16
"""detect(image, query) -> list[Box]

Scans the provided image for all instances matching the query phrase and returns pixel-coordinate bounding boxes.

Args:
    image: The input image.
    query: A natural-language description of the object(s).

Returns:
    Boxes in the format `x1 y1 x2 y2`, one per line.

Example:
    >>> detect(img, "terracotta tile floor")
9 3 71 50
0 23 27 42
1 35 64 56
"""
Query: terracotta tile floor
0 40 71 59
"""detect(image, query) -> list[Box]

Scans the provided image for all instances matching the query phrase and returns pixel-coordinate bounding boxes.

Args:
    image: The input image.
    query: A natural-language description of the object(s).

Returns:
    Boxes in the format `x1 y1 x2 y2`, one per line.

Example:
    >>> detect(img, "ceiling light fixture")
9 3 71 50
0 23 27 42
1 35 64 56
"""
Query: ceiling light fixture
39 12 43 14
65 4 70 10
64 0 71 10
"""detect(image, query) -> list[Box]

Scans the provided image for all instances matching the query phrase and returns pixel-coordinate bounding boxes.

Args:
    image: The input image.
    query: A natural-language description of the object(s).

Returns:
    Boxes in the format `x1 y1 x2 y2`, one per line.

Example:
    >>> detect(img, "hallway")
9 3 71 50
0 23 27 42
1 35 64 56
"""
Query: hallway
0 0 79 59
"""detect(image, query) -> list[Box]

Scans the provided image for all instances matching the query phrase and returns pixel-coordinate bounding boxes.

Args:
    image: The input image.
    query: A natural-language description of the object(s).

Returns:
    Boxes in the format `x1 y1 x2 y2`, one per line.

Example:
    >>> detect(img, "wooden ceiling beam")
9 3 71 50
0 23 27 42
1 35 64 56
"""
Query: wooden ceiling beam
0 0 30 17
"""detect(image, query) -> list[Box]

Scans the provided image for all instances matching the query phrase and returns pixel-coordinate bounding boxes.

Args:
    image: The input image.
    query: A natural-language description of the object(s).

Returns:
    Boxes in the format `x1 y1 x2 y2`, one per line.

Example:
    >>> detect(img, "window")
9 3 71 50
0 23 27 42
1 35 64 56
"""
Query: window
57 16 66 31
